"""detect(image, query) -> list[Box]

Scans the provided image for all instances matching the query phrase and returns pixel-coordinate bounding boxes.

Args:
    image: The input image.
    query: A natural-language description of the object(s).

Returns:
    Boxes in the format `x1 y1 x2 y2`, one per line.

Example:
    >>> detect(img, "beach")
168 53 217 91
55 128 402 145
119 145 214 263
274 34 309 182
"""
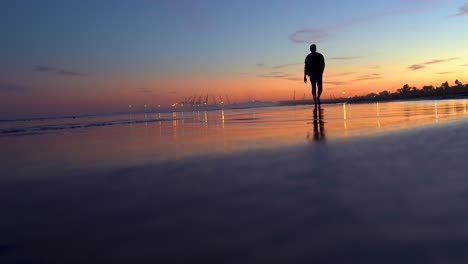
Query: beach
2 100 468 263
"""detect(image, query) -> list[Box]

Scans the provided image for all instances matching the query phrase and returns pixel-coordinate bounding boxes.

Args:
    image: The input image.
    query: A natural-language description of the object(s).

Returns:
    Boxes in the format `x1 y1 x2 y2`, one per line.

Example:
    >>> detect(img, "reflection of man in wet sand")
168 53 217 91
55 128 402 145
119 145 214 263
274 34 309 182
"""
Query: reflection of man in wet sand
304 44 325 107
310 107 325 141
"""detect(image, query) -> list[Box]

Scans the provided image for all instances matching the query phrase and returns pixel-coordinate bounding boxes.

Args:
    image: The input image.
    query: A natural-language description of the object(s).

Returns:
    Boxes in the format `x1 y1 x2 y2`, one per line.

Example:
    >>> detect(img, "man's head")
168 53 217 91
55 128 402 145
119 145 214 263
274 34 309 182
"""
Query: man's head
310 44 317 52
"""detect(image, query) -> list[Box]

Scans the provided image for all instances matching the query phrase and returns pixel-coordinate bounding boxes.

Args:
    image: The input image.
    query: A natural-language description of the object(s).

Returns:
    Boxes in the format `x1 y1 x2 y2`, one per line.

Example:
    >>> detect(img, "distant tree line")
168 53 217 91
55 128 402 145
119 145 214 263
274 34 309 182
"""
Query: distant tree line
347 80 468 103
278 80 468 106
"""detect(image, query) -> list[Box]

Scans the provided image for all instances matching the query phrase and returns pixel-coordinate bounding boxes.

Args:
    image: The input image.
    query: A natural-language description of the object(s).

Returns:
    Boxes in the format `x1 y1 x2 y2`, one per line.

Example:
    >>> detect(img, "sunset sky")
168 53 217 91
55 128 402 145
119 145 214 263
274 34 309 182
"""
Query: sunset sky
1 0 468 118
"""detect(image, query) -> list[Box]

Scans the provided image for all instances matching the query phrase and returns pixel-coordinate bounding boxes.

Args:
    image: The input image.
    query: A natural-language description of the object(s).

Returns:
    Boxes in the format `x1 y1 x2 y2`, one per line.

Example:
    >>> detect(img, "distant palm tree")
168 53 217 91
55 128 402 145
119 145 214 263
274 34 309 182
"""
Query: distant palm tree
397 84 411 94
422 85 435 94
379 90 390 97
441 81 450 90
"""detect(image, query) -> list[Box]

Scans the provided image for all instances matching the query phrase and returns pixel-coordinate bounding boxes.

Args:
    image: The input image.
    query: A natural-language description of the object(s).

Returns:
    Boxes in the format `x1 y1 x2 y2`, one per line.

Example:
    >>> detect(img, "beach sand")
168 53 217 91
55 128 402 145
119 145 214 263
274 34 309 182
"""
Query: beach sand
1 118 468 263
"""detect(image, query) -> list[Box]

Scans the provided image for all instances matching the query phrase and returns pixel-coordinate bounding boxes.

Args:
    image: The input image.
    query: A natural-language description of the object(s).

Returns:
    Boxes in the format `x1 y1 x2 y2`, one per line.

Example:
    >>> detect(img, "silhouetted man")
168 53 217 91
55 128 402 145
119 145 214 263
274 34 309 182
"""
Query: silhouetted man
304 44 325 107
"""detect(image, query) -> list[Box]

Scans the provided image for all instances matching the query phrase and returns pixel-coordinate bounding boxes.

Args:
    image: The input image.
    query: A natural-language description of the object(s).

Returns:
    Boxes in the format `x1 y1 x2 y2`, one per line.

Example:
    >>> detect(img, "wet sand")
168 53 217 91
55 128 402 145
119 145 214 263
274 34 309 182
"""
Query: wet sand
2 118 468 263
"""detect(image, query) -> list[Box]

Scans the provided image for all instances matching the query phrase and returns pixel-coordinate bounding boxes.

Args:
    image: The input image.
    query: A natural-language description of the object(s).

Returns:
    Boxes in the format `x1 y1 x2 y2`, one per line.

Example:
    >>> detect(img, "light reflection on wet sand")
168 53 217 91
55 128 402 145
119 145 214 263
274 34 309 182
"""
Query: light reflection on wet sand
2 100 468 179
158 99 468 157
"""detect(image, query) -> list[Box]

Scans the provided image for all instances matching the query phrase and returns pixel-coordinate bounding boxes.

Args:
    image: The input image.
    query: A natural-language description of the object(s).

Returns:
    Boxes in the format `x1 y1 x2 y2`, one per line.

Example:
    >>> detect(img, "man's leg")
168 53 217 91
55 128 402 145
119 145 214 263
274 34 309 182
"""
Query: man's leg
310 77 317 106
317 74 323 106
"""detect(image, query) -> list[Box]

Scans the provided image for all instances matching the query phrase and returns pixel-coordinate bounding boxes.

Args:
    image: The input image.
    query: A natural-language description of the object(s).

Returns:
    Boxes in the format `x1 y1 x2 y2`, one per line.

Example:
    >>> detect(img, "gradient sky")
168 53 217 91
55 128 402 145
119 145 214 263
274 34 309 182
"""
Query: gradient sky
1 0 468 118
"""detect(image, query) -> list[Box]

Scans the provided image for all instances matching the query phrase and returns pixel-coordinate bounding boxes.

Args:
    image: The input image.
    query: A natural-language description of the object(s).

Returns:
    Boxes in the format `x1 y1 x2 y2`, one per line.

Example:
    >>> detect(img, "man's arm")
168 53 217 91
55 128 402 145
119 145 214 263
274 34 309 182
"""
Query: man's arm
304 66 307 83
321 55 325 73
304 57 308 83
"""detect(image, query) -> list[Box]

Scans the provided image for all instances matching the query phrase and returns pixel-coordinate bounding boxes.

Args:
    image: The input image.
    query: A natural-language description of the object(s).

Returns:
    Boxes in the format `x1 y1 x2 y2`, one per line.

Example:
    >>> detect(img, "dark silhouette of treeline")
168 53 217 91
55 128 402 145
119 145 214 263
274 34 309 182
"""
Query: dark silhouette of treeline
348 79 468 103
279 80 468 106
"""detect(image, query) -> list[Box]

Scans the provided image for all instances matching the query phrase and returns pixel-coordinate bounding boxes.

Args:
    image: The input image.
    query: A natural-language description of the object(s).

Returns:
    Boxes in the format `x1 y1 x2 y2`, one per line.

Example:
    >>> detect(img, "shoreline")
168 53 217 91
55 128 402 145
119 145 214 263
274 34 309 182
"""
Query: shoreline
5 95 468 123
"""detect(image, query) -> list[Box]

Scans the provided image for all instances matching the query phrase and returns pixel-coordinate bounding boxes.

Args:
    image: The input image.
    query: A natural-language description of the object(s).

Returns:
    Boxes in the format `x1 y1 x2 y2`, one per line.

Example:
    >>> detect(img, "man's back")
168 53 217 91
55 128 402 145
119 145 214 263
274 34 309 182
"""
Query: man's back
305 52 325 76
304 44 325 107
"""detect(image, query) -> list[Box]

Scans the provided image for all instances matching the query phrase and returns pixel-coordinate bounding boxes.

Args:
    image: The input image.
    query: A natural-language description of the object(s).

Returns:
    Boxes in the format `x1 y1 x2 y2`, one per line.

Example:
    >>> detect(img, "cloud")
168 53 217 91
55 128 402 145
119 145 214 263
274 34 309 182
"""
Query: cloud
408 57 460 70
352 73 382 82
268 71 284 75
325 81 347 86
56 69 85 77
258 71 300 81
284 77 303 81
289 1 449 45
409 64 425 70
353 77 383 82
33 65 86 77
271 63 302 69
436 71 456 74
424 57 459 65
34 65 56 72
259 71 294 79
327 72 356 77
455 3 468 16
329 56 362 61
256 63 265 68
288 8 413 45
289 29 328 43
0 81 30 92
462 64 468 67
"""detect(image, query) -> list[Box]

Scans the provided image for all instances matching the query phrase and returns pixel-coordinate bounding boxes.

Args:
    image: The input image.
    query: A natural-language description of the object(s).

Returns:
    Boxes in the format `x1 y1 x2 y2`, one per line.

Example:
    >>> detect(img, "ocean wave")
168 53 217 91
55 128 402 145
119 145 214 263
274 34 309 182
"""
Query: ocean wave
0 118 175 135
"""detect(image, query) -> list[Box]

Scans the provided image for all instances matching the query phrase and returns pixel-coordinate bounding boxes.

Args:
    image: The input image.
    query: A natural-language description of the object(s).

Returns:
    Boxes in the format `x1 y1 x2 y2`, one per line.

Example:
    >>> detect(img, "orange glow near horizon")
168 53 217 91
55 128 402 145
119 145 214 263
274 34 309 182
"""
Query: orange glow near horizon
141 66 468 106
1 63 467 118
